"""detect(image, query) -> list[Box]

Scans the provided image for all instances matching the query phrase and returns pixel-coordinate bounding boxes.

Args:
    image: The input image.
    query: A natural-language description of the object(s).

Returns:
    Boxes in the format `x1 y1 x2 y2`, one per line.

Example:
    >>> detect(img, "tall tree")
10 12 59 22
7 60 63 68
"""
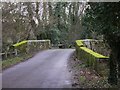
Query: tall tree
83 2 120 85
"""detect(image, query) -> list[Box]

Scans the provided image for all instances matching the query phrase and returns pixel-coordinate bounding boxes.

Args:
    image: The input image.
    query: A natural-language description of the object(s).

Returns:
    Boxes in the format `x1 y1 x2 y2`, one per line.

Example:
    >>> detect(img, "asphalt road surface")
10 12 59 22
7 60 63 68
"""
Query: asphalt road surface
2 49 75 88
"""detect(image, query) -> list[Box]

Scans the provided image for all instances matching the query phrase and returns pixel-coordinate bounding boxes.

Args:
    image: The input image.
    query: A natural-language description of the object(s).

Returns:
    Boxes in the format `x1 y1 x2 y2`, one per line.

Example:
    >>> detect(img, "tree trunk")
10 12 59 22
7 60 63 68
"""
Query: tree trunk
117 47 120 88
108 49 118 85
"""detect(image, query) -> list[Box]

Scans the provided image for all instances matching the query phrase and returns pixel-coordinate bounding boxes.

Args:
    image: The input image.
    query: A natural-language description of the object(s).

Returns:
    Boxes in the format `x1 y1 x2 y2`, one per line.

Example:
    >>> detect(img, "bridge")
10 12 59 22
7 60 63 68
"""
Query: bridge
2 39 109 88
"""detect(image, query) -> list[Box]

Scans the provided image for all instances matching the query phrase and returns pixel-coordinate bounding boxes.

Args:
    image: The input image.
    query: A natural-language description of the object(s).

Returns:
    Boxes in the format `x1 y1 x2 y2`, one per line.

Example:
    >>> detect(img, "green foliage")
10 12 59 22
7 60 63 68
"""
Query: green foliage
48 28 61 44
2 2 84 52
83 2 120 85
83 2 120 44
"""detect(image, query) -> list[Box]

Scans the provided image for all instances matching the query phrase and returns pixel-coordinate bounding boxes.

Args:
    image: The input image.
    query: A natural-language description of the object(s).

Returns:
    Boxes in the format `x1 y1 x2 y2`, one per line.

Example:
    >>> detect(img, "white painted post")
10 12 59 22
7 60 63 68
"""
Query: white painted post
15 49 18 56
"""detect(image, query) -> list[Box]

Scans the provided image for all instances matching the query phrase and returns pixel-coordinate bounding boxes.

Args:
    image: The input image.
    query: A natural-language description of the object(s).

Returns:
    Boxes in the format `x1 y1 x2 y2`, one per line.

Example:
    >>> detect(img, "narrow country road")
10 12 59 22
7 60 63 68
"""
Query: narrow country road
2 49 75 88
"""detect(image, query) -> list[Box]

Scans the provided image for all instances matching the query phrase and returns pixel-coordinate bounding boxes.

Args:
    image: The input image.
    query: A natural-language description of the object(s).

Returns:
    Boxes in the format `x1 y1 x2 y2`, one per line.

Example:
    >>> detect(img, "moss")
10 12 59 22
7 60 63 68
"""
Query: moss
75 40 109 76
80 47 109 59
13 40 28 47
79 76 86 82
76 40 84 47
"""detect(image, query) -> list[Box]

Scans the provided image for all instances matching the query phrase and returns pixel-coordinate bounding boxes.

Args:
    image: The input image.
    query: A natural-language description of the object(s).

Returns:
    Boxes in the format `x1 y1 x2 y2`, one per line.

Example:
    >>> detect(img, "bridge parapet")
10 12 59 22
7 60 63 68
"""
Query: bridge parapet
75 39 109 76
13 40 51 55
78 39 110 56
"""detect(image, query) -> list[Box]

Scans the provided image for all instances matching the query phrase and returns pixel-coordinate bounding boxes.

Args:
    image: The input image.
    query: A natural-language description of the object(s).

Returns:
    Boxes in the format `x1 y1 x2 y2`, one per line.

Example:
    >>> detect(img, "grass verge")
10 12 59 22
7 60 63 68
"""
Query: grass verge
2 54 33 70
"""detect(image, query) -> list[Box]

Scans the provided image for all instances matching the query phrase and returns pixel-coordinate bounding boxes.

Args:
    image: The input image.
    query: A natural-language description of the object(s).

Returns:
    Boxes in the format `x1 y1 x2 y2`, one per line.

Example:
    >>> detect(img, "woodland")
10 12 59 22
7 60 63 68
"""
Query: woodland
1 2 120 86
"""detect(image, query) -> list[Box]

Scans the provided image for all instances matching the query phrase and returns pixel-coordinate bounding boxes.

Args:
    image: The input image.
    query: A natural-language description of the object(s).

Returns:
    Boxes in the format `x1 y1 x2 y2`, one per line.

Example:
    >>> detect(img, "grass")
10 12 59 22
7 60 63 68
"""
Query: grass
2 54 33 70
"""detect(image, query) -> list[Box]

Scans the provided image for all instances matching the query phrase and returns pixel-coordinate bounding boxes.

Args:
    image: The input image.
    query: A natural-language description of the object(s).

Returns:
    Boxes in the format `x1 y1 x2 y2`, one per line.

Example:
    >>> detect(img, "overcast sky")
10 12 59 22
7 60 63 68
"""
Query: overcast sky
0 0 120 2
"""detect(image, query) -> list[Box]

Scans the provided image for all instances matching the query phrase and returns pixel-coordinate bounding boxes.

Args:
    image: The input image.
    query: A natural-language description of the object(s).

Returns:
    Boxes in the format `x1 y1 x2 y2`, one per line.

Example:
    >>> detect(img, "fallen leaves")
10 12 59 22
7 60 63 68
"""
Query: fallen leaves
68 52 111 88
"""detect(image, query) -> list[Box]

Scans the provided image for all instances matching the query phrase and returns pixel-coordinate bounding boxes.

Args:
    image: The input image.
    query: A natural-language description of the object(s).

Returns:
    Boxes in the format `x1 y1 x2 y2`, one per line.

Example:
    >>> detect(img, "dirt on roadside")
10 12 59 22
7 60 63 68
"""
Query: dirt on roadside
68 51 112 88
